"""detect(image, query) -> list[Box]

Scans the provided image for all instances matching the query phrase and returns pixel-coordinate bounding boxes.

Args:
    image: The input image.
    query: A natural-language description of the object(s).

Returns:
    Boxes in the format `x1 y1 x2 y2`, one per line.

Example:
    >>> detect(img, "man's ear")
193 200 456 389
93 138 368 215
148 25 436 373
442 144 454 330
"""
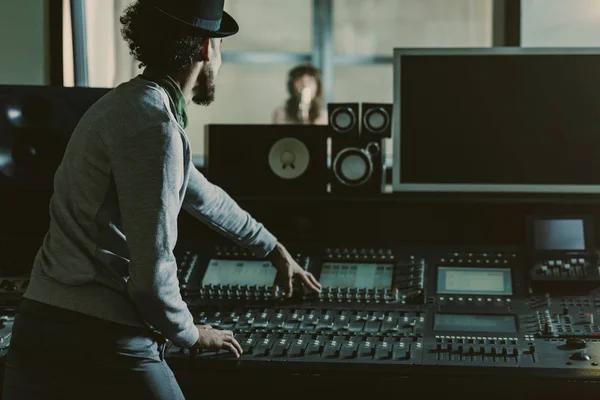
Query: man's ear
199 38 211 61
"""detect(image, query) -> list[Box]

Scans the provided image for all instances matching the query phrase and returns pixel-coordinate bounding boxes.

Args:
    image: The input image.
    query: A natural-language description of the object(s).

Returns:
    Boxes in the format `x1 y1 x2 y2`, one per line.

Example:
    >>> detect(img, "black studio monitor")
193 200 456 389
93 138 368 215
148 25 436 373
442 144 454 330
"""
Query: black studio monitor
0 85 110 190
205 124 329 196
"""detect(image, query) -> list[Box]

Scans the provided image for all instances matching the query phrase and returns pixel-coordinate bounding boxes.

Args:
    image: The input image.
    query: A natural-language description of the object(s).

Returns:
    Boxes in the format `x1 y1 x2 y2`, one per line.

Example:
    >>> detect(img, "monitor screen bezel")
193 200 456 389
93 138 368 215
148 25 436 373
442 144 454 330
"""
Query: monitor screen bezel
392 47 600 194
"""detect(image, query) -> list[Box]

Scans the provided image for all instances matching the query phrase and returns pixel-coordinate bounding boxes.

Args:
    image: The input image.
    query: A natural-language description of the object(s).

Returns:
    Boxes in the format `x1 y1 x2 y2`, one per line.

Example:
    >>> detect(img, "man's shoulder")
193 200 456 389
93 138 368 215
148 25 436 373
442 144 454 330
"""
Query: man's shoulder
77 77 180 149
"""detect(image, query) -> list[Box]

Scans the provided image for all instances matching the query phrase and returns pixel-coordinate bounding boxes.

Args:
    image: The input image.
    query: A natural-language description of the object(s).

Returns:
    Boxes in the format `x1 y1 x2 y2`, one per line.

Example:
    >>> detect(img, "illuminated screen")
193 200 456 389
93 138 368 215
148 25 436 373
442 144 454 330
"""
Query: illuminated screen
534 219 585 251
437 267 512 295
201 260 277 287
434 314 517 333
319 263 394 289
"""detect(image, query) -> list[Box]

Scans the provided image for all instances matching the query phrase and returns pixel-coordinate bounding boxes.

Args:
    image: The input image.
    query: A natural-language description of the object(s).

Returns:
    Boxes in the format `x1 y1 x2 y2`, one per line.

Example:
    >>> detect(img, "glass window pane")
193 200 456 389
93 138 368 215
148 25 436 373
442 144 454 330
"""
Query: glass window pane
223 0 312 53
333 65 394 155
84 0 137 88
186 63 298 155
522 0 600 47
333 0 493 56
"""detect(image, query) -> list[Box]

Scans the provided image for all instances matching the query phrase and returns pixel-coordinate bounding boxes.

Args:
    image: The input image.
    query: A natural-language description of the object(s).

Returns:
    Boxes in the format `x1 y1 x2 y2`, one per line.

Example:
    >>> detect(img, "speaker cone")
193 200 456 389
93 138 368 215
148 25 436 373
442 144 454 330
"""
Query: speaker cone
268 137 310 180
330 107 357 133
333 147 374 187
363 107 390 133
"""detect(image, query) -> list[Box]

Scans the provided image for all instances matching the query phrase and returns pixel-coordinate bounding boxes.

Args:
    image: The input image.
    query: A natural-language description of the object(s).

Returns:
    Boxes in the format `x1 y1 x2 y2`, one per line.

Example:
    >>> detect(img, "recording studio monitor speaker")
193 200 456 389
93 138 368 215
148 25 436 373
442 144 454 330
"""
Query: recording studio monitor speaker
0 85 110 189
331 137 385 194
205 124 329 196
361 103 393 139
327 103 359 137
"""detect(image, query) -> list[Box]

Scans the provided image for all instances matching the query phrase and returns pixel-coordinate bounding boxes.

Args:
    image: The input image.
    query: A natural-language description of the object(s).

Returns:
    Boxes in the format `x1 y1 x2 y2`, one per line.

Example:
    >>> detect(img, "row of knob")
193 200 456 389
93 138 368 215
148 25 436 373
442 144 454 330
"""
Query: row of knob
192 337 420 361
198 285 282 299
436 296 511 304
429 344 535 362
436 337 518 346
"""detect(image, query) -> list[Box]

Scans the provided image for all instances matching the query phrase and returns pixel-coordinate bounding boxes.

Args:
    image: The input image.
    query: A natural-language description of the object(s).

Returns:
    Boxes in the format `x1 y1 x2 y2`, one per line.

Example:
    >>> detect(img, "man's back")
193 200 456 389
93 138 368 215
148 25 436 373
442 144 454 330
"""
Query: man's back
26 76 191 327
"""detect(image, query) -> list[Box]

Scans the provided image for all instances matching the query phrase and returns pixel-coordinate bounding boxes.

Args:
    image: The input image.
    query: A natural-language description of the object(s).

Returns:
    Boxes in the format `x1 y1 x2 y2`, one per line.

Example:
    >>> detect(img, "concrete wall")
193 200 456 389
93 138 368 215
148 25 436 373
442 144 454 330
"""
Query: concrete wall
0 0 48 85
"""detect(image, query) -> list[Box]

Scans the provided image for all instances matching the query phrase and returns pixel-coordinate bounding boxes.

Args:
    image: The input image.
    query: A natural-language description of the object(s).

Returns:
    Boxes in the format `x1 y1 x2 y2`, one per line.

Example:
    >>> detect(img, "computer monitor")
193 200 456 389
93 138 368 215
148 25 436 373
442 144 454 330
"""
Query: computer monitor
392 47 600 193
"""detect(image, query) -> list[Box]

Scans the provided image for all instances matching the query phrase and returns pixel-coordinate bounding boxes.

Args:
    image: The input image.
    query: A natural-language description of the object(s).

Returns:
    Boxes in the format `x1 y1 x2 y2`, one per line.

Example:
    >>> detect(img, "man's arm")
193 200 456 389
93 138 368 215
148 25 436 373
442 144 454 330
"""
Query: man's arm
182 166 277 258
112 124 198 349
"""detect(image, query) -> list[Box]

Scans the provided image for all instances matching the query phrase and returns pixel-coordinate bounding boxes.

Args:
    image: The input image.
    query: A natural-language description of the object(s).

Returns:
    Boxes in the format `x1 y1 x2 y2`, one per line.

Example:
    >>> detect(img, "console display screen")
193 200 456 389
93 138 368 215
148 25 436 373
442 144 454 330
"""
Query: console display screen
319 263 394 289
202 260 277 287
534 219 585 251
434 313 517 333
437 267 512 295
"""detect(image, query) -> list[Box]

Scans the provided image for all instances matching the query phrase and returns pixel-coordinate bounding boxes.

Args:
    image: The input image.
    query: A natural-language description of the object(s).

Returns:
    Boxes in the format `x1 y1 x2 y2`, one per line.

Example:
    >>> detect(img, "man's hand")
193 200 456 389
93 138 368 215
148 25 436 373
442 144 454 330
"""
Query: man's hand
189 325 243 358
267 242 321 297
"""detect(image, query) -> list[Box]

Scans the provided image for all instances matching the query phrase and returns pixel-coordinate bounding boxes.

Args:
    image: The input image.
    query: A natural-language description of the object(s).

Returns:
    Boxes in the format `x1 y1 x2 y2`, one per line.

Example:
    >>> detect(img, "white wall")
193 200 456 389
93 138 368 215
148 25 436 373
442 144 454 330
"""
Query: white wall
0 0 48 85
522 0 600 46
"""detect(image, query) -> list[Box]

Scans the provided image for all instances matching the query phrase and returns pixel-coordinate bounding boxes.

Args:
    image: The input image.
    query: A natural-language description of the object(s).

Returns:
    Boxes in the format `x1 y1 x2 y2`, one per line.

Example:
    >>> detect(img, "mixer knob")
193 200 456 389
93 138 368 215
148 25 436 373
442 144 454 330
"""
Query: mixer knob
565 338 587 350
570 352 591 361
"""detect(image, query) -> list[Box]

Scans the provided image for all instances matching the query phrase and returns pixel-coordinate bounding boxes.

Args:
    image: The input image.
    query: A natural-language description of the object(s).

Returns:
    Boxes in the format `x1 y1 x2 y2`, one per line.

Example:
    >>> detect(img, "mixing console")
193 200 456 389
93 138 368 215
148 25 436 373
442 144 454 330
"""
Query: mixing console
168 217 600 385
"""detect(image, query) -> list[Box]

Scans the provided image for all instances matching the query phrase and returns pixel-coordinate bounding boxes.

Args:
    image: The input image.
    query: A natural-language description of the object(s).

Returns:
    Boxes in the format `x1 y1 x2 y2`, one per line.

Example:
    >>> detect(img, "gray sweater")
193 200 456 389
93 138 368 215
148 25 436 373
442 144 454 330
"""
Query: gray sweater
24 76 278 348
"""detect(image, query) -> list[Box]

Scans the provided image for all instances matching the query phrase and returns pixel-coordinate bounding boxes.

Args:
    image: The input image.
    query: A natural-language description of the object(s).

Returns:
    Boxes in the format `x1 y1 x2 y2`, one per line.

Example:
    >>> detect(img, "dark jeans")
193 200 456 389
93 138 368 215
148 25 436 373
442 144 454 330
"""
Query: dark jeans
2 300 185 400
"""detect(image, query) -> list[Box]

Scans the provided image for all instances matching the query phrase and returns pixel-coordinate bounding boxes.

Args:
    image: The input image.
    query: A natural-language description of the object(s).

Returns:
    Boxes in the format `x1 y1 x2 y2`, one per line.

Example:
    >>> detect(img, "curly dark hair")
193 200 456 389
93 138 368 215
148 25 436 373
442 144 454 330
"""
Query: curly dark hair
285 65 324 124
120 0 206 73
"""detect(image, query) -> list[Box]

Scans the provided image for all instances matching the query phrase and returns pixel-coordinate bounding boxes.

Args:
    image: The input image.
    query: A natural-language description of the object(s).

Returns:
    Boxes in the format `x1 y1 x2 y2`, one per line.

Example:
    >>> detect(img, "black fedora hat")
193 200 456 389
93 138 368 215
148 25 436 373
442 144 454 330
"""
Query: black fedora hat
151 0 239 38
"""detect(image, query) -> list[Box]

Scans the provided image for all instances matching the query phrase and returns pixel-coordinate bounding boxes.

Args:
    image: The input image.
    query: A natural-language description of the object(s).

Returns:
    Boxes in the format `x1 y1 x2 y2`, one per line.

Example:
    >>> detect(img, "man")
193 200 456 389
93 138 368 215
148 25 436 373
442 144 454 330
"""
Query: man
2 0 321 399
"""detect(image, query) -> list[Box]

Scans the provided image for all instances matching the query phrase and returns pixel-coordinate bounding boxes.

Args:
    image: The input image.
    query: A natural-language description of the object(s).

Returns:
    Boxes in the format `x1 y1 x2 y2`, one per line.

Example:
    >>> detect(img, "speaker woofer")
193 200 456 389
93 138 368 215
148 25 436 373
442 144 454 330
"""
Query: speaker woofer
333 147 374 187
327 103 360 137
331 108 356 133
363 107 390 133
268 137 310 180
361 103 393 138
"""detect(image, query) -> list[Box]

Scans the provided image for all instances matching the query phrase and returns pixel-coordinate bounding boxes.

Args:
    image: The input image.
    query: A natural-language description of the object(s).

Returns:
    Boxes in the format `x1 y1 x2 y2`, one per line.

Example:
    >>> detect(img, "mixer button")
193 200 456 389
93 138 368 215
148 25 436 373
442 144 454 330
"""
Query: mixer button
479 347 486 361
289 340 308 357
375 343 392 360
333 315 350 331
350 320 365 332
271 343 290 358
253 340 272 357
382 317 399 333
365 320 381 333
340 342 358 359
467 347 476 361
358 342 375 358
323 341 341 359
306 341 322 356
393 343 410 360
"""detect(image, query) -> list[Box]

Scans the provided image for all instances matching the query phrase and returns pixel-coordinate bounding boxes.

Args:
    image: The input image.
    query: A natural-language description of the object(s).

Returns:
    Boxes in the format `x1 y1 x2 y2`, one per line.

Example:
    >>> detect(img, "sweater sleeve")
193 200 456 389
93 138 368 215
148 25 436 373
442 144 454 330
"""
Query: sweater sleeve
112 124 198 348
182 165 278 258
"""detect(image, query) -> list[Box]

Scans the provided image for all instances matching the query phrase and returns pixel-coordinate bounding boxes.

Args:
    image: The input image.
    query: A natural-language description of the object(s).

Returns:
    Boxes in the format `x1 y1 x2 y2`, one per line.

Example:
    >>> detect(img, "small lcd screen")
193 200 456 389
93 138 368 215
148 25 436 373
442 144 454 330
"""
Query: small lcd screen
434 314 517 333
437 267 512 295
201 260 277 287
534 219 585 251
319 263 394 289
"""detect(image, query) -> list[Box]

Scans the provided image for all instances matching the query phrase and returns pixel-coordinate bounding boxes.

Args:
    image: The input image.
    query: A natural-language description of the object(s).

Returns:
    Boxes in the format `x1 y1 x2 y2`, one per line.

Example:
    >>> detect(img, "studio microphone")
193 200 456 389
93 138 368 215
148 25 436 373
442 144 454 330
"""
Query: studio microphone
298 87 312 123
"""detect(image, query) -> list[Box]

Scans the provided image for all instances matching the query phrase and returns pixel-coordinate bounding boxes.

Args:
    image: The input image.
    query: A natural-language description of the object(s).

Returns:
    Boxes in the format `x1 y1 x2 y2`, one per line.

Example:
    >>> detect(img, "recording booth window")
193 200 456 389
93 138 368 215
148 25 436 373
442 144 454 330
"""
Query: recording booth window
331 0 494 159
522 0 600 47
62 0 312 161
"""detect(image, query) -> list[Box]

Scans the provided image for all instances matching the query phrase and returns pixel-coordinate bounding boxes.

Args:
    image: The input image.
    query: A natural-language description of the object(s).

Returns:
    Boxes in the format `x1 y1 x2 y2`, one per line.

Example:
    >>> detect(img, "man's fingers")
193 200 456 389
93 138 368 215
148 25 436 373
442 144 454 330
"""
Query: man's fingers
307 273 321 290
286 276 293 298
225 336 243 356
222 341 241 358
300 272 321 293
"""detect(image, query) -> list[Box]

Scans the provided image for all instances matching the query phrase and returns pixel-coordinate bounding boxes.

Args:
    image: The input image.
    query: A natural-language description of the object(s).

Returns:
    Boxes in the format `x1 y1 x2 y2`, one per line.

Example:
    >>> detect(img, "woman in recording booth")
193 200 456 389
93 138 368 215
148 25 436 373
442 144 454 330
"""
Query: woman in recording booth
272 64 329 125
